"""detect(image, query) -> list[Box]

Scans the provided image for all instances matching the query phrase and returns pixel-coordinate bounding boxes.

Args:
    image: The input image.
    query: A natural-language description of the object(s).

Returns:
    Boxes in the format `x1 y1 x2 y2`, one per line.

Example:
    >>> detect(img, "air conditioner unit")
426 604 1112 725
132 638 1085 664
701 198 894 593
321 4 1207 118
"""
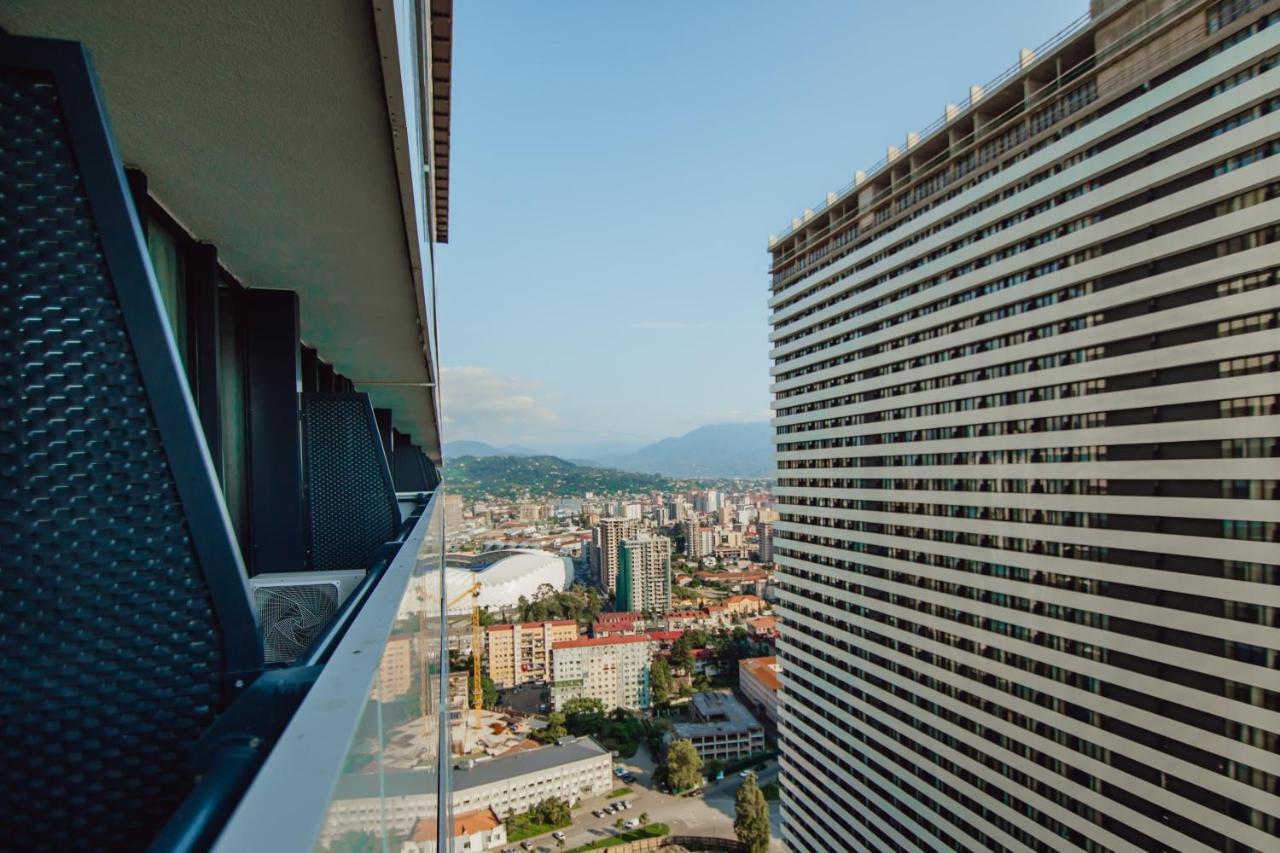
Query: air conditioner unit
251 570 365 664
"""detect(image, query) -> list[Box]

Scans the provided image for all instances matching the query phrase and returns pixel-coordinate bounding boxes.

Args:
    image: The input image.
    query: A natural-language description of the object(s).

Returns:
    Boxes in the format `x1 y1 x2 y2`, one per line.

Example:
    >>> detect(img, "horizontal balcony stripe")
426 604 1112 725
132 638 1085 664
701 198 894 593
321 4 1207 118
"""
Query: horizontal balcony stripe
771 536 1279 649
783 647 1185 853
775 505 1279 564
776 582 1280 749
781 694 1043 853
768 25 1280 314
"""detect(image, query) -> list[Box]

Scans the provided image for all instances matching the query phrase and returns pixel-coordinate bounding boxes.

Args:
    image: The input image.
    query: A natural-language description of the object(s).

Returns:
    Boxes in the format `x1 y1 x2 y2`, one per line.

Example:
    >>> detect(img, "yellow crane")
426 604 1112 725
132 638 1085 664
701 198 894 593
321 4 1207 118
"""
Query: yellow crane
445 579 484 731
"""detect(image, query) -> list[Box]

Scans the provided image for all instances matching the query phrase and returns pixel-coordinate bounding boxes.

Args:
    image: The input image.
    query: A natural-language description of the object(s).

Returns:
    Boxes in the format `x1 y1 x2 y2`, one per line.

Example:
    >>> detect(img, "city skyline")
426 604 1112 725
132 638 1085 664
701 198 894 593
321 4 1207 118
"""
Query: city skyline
438 0 1087 450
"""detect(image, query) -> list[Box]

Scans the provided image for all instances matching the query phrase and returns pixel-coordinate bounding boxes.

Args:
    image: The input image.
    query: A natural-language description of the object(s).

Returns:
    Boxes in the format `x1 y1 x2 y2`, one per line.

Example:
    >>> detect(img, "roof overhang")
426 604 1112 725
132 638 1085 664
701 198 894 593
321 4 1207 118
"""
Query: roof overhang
0 0 451 462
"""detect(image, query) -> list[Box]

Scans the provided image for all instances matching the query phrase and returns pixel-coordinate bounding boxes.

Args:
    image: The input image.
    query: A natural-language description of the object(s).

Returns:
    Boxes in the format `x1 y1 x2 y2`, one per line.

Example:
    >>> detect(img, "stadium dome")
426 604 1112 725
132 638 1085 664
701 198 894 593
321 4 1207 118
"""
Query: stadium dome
443 549 572 615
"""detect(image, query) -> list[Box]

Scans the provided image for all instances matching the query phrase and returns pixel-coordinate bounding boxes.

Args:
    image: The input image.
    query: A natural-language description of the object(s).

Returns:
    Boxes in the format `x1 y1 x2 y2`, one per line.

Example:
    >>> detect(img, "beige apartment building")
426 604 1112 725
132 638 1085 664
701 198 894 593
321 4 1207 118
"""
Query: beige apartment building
485 620 578 688
590 517 640 593
617 534 672 613
371 635 413 702
551 635 652 711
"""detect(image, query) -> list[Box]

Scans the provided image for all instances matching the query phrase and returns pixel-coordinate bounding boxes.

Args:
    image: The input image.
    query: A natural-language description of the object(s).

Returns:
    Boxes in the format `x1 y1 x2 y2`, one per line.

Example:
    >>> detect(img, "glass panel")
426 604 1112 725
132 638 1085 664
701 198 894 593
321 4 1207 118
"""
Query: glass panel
321 491 448 851
146 216 188 364
216 286 249 547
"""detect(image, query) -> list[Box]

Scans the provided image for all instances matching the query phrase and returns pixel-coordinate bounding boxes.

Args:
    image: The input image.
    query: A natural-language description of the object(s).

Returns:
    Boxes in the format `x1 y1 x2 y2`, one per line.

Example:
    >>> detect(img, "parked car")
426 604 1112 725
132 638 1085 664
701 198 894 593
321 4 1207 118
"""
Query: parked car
592 810 603 819
552 831 566 841
621 772 636 783
739 770 751 778
521 843 533 851
624 818 639 829
613 766 626 778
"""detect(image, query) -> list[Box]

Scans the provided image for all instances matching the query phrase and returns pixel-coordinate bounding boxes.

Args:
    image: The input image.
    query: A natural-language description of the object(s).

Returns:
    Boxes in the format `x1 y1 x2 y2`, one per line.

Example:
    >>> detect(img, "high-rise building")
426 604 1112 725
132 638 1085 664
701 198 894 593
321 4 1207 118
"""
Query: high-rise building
444 493 465 533
685 518 712 559
768 2 1280 850
551 635 652 711
591 517 641 593
485 620 580 688
758 522 774 563
617 535 673 613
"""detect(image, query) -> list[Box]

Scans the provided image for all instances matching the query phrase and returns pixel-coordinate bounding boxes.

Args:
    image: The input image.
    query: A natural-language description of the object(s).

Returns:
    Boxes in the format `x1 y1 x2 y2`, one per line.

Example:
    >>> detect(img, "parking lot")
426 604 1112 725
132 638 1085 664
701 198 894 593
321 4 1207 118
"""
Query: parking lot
504 751 783 852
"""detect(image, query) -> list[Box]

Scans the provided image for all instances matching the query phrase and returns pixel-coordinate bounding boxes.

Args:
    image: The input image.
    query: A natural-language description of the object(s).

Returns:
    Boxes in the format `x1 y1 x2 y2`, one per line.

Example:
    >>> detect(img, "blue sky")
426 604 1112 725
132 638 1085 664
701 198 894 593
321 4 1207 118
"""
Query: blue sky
437 0 1089 457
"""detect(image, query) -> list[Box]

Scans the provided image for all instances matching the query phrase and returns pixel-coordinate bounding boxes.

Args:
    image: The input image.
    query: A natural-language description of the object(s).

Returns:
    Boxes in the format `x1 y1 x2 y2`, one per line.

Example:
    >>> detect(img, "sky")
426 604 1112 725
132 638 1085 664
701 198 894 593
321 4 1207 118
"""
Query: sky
437 0 1090 458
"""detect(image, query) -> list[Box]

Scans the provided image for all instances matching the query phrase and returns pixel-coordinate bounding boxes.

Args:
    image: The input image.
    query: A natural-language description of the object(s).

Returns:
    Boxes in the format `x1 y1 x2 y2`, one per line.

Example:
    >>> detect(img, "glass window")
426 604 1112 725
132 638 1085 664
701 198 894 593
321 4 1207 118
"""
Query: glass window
146 216 188 364
217 286 249 548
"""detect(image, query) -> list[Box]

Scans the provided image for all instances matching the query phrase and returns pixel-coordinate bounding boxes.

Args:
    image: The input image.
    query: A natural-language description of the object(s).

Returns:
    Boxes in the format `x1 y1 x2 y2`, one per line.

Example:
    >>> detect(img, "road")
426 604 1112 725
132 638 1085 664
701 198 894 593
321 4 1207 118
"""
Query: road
509 750 783 852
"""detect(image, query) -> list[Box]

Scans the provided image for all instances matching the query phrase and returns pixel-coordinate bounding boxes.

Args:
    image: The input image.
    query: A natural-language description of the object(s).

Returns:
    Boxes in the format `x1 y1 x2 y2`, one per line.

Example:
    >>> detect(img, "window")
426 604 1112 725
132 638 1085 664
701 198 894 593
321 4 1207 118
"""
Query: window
146 215 188 365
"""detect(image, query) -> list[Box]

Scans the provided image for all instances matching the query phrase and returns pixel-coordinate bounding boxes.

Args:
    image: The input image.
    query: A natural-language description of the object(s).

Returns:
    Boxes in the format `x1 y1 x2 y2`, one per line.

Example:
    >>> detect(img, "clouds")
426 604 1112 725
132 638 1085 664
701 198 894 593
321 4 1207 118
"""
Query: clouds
440 366 558 444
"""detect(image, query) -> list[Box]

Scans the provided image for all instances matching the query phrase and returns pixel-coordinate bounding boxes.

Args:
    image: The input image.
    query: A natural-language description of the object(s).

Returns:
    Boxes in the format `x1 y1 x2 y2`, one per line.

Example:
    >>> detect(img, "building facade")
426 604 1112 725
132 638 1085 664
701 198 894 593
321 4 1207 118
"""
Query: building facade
591 518 641 594
551 635 652 711
485 620 579 688
738 656 782 724
617 534 673 613
768 1 1280 850
325 737 612 840
668 691 766 763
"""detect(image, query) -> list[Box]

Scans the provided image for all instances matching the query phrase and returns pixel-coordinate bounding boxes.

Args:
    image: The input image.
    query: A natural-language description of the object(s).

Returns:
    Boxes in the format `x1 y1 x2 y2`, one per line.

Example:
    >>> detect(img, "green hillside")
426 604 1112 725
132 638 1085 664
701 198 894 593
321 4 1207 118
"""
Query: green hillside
444 455 673 500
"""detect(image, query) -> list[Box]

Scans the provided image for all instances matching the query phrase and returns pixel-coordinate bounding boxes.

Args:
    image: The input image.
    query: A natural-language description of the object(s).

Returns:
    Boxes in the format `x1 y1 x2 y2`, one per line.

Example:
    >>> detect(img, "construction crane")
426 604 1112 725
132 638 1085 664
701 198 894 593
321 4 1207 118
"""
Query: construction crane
445 579 484 732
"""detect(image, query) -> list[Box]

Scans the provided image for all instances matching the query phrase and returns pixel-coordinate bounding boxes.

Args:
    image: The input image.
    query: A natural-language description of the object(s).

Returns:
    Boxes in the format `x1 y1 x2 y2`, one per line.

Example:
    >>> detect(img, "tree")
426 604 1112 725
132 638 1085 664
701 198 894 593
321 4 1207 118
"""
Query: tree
540 711 568 742
467 659 498 709
328 831 378 853
639 812 650 828
664 738 704 792
563 697 607 734
734 772 771 853
670 635 694 674
650 657 673 706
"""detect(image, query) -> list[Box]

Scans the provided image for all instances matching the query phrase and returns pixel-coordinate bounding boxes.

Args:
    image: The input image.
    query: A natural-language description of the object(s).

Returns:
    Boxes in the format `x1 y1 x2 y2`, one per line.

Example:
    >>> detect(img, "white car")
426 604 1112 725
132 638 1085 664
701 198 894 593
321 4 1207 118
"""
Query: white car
624 818 639 830
552 831 566 841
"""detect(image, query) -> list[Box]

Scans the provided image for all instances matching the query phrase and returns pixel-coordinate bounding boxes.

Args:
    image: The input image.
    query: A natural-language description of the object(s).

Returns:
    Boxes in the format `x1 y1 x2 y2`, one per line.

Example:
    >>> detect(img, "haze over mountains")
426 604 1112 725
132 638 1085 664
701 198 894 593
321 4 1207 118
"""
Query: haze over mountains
443 421 772 479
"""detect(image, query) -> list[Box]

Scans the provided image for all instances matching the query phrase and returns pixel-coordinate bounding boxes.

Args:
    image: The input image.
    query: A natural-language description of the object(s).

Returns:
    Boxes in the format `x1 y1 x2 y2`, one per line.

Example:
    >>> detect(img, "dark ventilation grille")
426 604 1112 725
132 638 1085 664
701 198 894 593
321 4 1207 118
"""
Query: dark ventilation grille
0 67 224 848
254 583 341 664
301 394 400 572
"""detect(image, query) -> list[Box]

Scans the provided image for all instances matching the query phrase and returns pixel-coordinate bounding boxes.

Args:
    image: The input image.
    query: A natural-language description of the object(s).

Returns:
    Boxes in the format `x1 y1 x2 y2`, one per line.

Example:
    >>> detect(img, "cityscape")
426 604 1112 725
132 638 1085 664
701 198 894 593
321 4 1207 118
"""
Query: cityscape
1 0 1278 852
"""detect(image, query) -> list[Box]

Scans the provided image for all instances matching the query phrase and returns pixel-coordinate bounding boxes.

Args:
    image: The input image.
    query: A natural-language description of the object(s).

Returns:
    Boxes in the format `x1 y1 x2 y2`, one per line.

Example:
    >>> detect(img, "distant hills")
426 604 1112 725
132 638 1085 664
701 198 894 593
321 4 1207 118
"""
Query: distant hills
444 455 673 500
599 422 772 478
445 421 772 481
443 440 540 458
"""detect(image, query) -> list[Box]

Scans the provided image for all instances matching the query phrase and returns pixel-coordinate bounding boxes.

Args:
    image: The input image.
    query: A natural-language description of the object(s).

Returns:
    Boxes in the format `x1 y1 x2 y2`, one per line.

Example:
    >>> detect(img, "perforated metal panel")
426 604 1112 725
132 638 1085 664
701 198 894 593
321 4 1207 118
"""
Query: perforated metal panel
302 394 401 572
0 66 226 848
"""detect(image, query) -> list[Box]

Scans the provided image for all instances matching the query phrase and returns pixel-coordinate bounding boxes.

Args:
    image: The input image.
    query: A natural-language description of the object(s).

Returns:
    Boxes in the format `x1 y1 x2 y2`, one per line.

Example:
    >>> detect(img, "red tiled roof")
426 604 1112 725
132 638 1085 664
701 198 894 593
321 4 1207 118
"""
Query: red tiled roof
554 635 650 650
645 630 684 641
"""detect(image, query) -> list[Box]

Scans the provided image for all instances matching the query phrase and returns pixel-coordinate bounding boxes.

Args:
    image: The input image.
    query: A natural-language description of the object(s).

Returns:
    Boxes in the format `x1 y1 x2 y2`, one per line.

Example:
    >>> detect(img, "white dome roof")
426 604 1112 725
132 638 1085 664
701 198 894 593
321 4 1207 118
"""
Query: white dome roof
443 549 572 615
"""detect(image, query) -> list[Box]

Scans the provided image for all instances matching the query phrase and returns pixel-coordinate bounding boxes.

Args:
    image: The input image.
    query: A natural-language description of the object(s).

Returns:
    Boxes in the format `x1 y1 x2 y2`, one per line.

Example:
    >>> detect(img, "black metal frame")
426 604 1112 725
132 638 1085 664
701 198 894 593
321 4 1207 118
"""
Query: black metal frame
2 34 263 678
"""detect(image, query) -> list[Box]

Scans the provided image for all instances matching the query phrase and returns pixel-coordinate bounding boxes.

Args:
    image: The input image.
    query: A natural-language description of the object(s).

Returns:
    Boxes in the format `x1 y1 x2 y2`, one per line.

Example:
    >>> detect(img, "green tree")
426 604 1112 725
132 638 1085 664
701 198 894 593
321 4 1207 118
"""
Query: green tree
328 831 378 853
649 657 673 706
639 812 650 827
540 711 568 742
664 738 704 792
670 635 694 673
563 697 607 734
466 658 499 709
734 772 771 853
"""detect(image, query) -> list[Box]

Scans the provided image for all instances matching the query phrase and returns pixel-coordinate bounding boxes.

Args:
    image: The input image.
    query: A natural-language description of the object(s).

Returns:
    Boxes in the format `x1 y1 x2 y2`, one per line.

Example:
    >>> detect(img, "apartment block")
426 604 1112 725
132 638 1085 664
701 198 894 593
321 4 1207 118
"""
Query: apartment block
591 517 641 593
485 620 579 688
738 656 782 724
551 635 652 711
617 534 673 613
768 1 1280 850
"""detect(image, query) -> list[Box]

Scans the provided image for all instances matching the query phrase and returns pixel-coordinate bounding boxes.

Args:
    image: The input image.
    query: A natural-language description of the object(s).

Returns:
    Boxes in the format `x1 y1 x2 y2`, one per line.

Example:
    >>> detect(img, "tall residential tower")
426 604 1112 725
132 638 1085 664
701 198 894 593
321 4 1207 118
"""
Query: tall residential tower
768 1 1280 850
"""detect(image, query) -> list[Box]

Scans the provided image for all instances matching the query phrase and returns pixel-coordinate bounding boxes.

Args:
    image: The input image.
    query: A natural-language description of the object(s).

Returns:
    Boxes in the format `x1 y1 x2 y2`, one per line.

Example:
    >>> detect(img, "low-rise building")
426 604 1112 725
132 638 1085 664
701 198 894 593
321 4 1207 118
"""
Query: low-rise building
721 594 766 619
552 635 652 711
486 620 579 688
402 807 506 853
746 615 779 641
668 691 765 764
738 656 781 724
325 737 612 839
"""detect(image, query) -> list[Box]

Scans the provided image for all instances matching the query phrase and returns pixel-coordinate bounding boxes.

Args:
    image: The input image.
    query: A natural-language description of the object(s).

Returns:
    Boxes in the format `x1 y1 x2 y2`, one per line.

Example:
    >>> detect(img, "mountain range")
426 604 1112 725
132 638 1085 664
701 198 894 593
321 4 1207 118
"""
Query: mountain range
444 421 772 479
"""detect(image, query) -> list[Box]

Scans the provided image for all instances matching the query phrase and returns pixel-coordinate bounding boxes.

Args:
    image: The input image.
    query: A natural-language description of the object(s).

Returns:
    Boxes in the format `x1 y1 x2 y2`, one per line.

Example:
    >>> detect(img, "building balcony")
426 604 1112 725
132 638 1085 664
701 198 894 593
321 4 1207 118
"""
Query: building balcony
0 1 461 850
